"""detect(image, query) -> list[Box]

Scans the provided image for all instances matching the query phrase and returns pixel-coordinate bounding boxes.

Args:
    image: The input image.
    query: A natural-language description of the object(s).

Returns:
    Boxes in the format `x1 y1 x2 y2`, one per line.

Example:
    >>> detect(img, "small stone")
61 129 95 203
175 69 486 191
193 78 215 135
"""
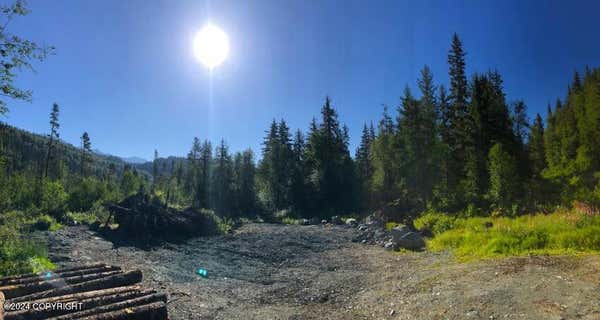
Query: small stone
466 310 479 317
389 309 395 316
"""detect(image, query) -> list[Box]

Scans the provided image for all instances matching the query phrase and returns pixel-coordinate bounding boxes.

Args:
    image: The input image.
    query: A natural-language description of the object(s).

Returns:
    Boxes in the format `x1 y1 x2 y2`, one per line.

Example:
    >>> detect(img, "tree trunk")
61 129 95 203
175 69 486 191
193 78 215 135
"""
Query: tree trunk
11 270 142 302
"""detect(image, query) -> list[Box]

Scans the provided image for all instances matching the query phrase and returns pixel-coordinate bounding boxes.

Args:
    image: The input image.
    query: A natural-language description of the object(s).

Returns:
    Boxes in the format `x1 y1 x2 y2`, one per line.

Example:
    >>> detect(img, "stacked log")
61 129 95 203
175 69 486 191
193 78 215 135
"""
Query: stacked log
1 264 167 320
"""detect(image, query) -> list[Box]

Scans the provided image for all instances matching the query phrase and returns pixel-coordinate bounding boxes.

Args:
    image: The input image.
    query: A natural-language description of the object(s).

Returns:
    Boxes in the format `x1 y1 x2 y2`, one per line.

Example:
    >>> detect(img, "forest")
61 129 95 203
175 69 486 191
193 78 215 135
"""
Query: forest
1 1 600 276
4 34 599 221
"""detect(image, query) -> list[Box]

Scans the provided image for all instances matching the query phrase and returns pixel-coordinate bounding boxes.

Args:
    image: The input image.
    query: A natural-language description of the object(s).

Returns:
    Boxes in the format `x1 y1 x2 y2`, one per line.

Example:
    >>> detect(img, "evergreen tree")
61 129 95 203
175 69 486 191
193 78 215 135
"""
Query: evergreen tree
528 113 547 206
355 123 374 210
80 132 91 177
488 143 519 214
211 139 234 216
290 129 309 216
305 97 356 216
152 149 159 189
232 149 257 217
446 33 470 197
44 103 60 179
370 106 401 205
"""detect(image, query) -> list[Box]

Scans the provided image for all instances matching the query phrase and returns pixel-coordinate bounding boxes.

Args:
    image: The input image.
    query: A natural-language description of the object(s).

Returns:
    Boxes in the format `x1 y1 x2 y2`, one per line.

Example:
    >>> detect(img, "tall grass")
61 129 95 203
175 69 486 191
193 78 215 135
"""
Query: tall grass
418 210 600 260
0 210 56 276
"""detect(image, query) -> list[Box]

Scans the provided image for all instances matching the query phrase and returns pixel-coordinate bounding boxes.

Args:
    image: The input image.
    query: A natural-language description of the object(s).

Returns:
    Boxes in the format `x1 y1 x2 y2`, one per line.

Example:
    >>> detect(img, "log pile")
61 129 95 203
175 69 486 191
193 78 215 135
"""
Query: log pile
107 193 219 238
0 264 168 320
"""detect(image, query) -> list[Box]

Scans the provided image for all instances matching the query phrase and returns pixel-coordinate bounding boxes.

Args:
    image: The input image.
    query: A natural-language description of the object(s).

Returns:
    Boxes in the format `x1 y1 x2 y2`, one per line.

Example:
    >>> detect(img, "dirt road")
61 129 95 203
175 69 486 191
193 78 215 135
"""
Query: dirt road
41 223 600 320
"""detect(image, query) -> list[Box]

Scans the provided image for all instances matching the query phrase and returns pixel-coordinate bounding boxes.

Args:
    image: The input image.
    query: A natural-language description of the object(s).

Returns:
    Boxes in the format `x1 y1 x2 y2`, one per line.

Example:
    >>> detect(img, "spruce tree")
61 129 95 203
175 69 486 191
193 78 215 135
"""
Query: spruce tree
446 33 469 195
355 123 374 211
528 113 546 206
80 132 91 177
211 139 233 216
44 103 60 179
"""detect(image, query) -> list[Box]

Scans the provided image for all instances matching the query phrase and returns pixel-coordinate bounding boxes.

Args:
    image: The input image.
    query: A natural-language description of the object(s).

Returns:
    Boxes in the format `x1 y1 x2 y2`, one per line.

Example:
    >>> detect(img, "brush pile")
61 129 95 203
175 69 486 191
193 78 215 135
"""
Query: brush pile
107 193 220 238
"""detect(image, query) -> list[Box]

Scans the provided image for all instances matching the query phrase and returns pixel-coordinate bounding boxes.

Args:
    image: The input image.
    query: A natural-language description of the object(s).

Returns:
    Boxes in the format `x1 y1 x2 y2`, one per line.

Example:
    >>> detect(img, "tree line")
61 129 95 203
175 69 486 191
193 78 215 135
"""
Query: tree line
1 33 599 224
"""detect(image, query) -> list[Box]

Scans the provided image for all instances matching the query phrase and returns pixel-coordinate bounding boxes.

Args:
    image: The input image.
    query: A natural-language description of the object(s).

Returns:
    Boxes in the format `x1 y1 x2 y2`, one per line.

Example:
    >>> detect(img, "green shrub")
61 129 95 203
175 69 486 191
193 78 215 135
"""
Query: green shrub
427 211 600 260
0 224 55 276
66 211 99 225
40 180 68 217
31 214 62 231
414 211 456 236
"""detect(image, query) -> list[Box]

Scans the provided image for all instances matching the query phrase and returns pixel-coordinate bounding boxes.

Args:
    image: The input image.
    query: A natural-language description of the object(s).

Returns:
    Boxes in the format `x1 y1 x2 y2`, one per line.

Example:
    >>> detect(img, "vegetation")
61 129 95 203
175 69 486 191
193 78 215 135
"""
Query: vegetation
1 2 600 273
419 210 600 260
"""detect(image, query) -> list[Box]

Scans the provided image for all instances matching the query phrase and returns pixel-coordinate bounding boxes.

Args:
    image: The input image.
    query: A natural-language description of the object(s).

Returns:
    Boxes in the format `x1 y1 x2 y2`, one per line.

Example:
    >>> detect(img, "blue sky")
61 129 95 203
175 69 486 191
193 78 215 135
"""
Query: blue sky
3 0 600 160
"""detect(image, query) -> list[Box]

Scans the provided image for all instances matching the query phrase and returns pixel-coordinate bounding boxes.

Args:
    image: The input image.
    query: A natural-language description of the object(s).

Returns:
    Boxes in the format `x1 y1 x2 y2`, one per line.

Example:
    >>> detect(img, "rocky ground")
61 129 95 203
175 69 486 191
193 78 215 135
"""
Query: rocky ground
38 223 600 320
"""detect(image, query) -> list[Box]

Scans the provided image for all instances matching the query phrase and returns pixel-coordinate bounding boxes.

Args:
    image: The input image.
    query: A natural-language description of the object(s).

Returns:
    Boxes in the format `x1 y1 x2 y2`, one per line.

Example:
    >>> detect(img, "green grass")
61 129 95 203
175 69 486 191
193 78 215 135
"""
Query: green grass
421 211 600 260
0 210 58 276
385 221 400 231
0 222 55 276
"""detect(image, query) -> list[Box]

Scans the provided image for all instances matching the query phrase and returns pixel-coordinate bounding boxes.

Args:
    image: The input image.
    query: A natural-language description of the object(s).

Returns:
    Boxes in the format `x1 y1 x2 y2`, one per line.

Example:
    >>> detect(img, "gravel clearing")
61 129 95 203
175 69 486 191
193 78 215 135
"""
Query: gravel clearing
39 223 600 320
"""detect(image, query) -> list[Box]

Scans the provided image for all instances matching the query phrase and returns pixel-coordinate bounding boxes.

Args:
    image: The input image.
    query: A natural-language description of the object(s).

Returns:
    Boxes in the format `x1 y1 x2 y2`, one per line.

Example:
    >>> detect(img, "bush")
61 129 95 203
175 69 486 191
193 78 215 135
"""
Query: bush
0 224 55 276
40 180 68 217
32 214 62 231
427 210 600 260
414 211 456 236
68 177 109 212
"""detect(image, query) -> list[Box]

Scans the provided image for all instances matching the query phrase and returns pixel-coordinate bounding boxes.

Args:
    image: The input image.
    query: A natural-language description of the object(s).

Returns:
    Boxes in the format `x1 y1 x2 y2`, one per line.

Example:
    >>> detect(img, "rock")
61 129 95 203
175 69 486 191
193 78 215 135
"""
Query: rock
390 225 410 242
384 241 394 251
358 224 369 232
89 221 101 231
309 217 320 225
373 229 386 240
300 218 310 226
466 310 479 317
345 218 358 227
393 231 425 251
389 309 395 316
330 216 343 225
321 219 328 225
364 214 384 228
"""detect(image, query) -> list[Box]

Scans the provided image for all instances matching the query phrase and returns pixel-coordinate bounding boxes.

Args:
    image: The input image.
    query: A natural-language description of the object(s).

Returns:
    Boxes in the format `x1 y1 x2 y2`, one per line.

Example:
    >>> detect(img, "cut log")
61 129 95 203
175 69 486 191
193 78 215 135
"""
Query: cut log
76 301 168 320
0 266 121 286
11 270 143 302
5 288 155 320
1 270 123 299
0 264 109 286
48 293 167 320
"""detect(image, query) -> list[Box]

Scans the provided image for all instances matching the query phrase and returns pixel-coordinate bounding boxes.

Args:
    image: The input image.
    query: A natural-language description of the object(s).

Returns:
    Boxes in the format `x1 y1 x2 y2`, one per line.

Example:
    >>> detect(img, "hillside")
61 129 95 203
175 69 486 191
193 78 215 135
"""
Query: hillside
0 122 151 178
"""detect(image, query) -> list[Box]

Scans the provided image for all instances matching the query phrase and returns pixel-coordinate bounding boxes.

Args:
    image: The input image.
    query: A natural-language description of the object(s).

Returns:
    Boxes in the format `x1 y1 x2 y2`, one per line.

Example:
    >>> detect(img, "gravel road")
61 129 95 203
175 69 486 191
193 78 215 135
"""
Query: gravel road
40 223 600 320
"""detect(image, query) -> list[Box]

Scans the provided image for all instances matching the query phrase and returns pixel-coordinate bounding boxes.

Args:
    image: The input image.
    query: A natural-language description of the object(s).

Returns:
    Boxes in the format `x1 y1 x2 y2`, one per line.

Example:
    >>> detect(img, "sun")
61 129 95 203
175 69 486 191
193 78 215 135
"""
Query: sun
193 24 229 69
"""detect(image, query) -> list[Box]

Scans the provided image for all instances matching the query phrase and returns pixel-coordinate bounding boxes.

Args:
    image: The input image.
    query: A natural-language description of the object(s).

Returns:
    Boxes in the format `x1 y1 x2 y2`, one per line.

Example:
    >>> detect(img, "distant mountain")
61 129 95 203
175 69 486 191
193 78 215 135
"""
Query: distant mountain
133 156 187 177
121 156 148 164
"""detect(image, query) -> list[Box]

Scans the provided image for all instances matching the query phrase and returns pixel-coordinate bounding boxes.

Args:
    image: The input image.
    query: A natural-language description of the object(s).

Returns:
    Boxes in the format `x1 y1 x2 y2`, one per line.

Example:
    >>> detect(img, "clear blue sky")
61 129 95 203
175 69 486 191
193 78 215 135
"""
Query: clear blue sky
3 0 600 161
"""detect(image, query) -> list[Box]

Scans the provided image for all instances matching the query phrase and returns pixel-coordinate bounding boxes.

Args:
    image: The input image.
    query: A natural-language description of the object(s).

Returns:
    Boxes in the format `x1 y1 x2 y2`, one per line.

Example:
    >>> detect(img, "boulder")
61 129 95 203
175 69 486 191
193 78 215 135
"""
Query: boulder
393 231 425 251
364 214 384 228
300 218 310 226
390 224 411 242
321 219 328 225
309 217 320 225
358 224 369 232
330 216 343 225
345 218 358 227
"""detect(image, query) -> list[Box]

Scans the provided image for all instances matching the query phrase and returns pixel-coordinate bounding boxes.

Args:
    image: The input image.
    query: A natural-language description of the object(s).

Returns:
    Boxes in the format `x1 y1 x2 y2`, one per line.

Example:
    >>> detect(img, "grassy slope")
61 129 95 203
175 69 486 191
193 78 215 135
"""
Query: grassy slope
416 210 600 260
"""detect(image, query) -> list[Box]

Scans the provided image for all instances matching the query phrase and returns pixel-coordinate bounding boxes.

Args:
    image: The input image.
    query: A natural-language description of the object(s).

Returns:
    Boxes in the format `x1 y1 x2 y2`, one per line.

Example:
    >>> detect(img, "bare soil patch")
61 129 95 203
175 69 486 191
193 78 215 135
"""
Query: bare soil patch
40 224 600 319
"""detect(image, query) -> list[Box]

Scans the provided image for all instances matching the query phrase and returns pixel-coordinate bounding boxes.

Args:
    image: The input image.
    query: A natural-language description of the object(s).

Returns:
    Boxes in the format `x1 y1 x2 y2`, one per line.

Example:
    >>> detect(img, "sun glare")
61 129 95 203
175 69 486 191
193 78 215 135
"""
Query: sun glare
193 24 229 69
